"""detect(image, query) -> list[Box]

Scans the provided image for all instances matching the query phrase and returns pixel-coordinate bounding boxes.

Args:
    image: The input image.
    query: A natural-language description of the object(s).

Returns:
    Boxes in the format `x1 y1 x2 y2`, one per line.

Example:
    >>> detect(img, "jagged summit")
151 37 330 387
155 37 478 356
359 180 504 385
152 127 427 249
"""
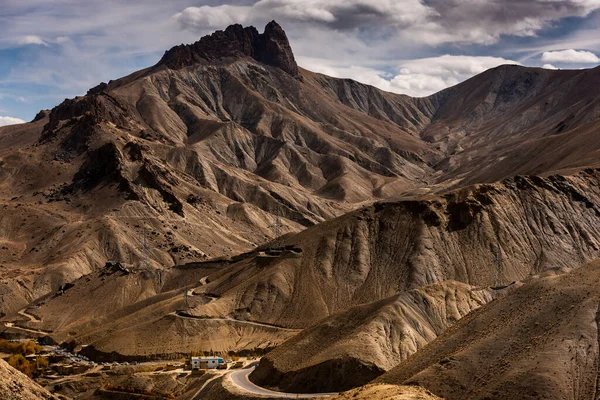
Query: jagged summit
157 20 299 76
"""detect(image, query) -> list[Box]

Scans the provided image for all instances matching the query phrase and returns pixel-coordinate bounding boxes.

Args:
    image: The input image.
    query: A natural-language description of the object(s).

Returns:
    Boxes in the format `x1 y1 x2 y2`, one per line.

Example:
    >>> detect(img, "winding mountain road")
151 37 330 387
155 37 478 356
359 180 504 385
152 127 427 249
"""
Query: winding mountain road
3 321 49 336
18 308 42 323
228 364 337 398
172 312 302 332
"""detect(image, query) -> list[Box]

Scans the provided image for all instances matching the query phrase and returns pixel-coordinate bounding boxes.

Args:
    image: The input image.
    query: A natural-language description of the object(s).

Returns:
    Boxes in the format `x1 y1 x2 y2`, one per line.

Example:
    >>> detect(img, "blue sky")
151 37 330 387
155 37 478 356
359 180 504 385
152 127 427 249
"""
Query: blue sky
1 0 600 125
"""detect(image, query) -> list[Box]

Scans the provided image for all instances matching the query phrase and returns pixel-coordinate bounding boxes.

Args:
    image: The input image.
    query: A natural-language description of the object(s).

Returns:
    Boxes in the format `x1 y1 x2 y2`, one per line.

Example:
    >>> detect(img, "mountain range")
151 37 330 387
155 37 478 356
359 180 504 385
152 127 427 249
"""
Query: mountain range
2 21 600 399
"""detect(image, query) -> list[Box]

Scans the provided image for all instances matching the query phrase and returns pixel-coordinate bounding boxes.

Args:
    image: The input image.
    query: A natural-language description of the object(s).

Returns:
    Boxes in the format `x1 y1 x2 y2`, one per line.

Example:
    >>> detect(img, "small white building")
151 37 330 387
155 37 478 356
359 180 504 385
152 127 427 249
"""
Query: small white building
191 357 224 369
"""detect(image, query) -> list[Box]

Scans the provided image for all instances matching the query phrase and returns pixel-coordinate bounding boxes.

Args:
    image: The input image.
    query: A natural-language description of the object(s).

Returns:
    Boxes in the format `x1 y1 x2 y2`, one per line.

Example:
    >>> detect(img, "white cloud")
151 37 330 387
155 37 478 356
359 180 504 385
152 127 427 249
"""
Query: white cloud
173 5 248 30
174 0 435 32
174 0 600 46
0 116 26 126
390 55 521 96
541 49 600 63
298 57 396 87
17 35 48 46
0 1 198 110
542 64 558 69
300 55 520 97
14 35 69 48
254 0 337 23
54 36 70 44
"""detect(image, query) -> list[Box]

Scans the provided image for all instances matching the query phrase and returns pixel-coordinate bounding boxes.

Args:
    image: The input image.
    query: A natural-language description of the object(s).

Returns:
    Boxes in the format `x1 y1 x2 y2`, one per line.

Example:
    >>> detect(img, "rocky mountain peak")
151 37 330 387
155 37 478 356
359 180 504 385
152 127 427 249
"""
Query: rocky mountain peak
157 20 299 76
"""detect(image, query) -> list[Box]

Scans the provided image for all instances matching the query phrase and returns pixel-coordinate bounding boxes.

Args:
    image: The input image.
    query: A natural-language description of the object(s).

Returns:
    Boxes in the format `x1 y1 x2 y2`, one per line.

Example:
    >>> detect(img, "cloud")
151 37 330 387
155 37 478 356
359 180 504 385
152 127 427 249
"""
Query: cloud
170 1 598 98
541 49 600 63
0 0 199 117
417 0 600 45
297 58 397 88
0 116 26 126
17 35 48 46
173 5 246 30
389 56 521 96
542 64 558 69
54 36 70 44
14 35 70 48
174 1 434 32
174 0 600 46
300 55 520 97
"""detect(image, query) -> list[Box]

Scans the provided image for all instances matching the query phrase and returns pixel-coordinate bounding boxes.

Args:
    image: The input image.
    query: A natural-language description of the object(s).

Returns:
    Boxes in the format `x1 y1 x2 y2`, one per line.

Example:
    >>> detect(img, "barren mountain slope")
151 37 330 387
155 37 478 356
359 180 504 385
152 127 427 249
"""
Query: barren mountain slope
3 21 600 361
377 259 600 400
182 169 600 329
0 359 57 400
17 168 600 357
332 384 441 400
0 22 437 318
426 64 600 186
250 281 496 393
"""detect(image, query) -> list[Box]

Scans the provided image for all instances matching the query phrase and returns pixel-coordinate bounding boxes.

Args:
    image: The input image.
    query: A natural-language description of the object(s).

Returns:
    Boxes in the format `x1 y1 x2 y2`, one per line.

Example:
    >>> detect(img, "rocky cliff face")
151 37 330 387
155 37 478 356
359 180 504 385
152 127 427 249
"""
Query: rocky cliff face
158 21 299 76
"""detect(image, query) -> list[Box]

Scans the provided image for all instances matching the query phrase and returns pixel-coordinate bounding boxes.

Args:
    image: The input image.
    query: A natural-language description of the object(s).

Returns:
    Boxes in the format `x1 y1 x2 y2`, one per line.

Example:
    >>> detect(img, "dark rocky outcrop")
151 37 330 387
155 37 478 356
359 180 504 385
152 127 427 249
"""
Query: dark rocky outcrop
38 92 133 162
256 21 299 77
137 162 184 216
87 81 108 96
38 335 58 346
250 356 384 394
158 21 299 76
101 261 130 276
32 109 50 122
55 282 75 296
67 142 138 199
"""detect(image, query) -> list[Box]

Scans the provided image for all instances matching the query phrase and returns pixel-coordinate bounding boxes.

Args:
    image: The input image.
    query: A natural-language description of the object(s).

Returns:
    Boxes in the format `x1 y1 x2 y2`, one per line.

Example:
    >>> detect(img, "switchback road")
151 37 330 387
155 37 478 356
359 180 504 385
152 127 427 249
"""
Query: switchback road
228 363 337 398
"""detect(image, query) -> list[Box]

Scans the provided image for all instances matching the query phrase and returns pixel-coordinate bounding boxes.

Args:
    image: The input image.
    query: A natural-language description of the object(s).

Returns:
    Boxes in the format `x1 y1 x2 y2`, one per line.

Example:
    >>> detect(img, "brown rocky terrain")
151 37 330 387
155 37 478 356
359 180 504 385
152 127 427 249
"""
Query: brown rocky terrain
376 259 600 400
196 169 600 332
12 167 600 360
39 364 215 400
0 21 434 321
250 265 577 393
0 359 58 400
3 23 600 325
2 20 600 398
424 64 600 186
250 281 496 393
331 384 441 400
